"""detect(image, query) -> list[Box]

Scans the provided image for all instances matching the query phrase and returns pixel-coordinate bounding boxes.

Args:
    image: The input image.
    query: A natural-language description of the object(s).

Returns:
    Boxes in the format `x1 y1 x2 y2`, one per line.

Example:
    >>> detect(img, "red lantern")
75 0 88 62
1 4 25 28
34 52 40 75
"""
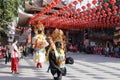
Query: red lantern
103 3 109 8
68 4 73 8
73 1 78 5
70 11 73 15
87 2 91 8
107 12 112 16
82 6 86 10
113 10 117 15
54 0 60 3
92 0 97 5
87 10 92 14
92 7 97 12
97 6 102 10
51 2 56 6
107 8 111 12
112 6 118 10
101 10 105 15
99 0 103 3
103 13 107 17
97 12 100 15
77 8 81 12
64 6 69 10
109 0 116 5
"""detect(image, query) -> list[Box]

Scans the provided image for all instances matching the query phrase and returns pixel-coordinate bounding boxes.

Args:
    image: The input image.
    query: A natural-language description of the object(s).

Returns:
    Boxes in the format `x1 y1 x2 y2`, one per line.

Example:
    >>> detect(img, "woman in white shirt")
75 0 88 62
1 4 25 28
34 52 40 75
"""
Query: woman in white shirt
11 39 19 74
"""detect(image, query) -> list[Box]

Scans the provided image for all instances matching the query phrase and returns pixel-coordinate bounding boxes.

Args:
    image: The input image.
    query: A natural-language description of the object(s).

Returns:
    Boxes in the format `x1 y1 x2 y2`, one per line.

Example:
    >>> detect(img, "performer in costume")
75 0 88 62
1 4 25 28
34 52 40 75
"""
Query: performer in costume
33 23 48 68
47 29 66 80
11 39 19 74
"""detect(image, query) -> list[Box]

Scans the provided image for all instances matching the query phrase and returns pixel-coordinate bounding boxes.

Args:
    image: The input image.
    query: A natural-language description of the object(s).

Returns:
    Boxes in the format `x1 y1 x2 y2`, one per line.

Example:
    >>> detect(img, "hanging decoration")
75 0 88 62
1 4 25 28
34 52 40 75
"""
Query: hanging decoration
29 0 120 30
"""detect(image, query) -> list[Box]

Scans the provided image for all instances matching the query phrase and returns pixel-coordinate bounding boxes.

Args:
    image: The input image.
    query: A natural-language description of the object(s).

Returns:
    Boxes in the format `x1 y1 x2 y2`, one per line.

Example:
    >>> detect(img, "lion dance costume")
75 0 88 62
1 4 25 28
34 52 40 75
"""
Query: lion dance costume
32 22 48 68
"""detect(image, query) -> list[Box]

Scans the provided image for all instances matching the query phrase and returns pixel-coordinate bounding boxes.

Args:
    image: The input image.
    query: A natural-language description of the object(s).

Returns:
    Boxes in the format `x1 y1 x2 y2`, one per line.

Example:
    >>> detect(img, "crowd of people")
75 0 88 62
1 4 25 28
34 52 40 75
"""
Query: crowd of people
67 43 120 58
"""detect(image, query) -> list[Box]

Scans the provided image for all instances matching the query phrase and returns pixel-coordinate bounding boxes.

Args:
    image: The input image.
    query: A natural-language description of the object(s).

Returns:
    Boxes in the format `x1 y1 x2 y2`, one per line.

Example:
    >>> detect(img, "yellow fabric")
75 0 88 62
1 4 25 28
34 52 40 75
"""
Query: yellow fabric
46 47 52 62
35 53 39 62
46 47 64 66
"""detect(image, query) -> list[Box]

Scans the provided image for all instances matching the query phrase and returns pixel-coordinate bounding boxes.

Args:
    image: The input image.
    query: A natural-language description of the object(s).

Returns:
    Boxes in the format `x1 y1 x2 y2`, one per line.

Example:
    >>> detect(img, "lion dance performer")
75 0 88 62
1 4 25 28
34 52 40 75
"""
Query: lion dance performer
46 29 67 80
32 22 48 68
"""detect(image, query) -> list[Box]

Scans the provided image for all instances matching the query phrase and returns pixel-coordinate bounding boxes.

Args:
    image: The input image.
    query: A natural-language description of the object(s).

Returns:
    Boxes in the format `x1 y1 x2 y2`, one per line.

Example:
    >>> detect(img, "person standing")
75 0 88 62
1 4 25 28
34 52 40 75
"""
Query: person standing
5 45 10 64
10 39 19 74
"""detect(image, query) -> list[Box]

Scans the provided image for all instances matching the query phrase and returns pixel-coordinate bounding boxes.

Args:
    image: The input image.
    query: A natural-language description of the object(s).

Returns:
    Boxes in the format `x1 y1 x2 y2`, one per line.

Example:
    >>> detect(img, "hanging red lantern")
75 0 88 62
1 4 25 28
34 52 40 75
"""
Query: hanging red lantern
77 8 81 12
112 6 118 10
118 9 120 13
113 10 117 15
70 11 73 15
51 2 56 6
101 10 105 15
109 0 116 5
68 4 73 8
82 6 86 10
103 3 109 8
99 0 103 3
92 7 97 12
103 13 107 17
92 0 97 5
97 12 100 16
87 10 92 14
107 12 112 16
73 1 78 5
54 0 60 3
64 6 69 10
97 6 102 10
87 2 91 8
107 8 111 12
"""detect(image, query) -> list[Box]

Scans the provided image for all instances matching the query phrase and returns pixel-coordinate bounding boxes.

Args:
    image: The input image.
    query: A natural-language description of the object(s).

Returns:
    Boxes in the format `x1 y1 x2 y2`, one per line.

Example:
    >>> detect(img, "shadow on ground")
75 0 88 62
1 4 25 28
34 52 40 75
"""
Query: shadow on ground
0 76 53 80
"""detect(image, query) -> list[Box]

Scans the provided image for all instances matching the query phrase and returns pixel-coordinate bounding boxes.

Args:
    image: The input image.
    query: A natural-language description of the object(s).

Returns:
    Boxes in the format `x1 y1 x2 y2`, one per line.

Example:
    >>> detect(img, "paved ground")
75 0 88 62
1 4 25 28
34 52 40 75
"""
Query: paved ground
0 52 120 80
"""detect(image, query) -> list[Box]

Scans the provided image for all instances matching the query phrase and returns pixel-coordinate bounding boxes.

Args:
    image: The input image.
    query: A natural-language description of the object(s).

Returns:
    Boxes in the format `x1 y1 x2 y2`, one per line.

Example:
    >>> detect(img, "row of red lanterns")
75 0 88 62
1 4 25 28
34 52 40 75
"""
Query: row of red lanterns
30 0 120 30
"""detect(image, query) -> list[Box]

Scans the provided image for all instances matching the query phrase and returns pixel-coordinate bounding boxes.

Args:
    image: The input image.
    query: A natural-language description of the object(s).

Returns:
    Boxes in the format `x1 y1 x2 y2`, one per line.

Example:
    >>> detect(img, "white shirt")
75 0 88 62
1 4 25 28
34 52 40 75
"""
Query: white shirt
11 43 19 58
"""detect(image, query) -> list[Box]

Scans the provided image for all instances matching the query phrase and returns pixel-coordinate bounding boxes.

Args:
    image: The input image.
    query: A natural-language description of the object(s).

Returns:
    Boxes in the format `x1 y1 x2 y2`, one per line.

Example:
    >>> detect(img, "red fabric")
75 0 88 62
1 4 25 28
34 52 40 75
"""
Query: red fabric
110 52 115 57
0 51 3 59
37 62 42 67
11 58 18 72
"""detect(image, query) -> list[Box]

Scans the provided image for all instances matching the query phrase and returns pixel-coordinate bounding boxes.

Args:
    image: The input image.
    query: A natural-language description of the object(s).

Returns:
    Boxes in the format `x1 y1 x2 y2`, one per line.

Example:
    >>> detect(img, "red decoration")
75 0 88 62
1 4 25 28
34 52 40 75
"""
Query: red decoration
68 4 73 8
113 10 117 15
112 6 118 10
87 2 91 8
87 10 92 14
73 1 78 5
92 0 97 5
77 8 81 12
107 8 111 12
109 0 116 5
92 7 97 12
82 6 86 10
103 3 109 8
101 10 105 15
107 12 112 16
54 0 60 3
99 0 103 3
97 6 102 10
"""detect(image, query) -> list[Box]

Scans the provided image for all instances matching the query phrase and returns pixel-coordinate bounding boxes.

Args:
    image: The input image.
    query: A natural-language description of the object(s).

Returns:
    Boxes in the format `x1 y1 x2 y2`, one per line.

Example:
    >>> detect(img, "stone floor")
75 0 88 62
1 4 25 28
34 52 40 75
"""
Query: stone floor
0 52 120 80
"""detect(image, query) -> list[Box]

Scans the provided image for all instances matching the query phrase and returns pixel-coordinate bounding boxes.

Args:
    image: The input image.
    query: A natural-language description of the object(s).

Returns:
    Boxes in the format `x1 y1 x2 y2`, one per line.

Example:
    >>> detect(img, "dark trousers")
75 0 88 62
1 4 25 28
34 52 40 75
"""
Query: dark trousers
5 55 9 64
51 69 62 80
5 53 11 64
